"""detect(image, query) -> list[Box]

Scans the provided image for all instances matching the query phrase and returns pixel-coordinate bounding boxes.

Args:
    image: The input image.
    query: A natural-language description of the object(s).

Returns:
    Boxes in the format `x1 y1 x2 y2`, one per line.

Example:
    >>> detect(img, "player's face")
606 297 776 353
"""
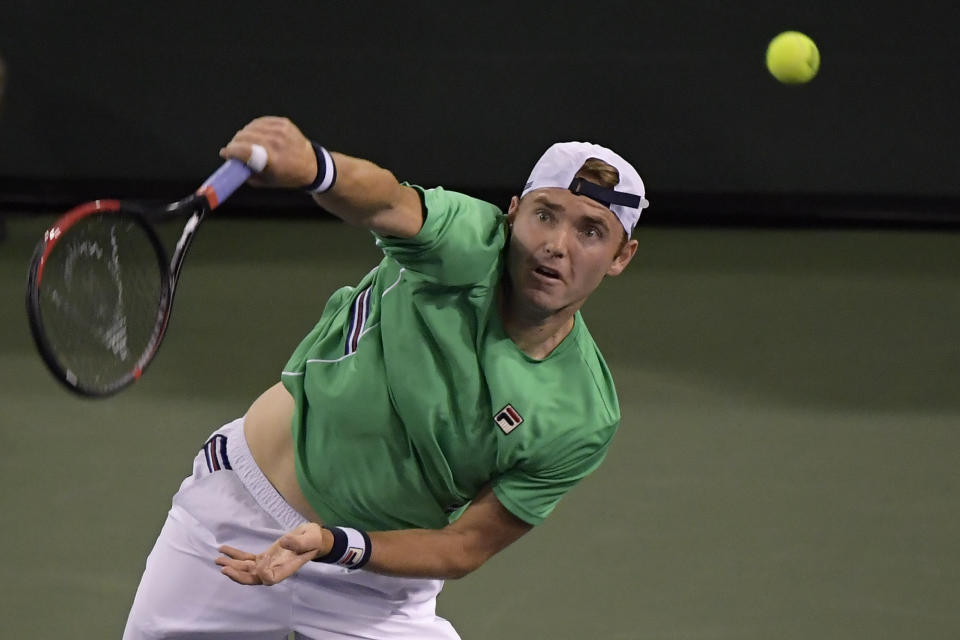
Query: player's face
505 188 637 317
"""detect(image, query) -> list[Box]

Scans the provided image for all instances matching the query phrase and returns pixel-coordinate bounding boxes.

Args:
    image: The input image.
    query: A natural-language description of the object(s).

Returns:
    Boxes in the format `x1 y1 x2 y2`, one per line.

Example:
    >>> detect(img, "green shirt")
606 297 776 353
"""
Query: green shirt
281 186 620 531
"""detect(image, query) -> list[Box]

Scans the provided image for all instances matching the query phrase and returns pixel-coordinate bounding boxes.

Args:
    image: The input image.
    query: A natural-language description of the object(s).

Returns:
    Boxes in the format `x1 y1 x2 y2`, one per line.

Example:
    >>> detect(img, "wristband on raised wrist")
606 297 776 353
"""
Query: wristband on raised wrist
312 526 371 570
305 141 337 193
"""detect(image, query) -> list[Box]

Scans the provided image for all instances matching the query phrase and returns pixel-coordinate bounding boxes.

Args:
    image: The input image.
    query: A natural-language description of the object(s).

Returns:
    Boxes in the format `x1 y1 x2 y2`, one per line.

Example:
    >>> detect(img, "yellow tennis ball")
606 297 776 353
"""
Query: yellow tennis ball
766 31 820 84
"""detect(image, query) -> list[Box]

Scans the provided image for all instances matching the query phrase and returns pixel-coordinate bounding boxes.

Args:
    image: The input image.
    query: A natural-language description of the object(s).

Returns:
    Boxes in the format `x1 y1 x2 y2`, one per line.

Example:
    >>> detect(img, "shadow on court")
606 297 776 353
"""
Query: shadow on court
1 212 958 638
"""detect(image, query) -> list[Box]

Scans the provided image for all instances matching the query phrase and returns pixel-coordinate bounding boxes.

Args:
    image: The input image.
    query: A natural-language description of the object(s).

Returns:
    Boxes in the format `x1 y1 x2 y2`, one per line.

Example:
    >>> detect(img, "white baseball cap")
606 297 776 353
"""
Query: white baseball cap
522 141 649 238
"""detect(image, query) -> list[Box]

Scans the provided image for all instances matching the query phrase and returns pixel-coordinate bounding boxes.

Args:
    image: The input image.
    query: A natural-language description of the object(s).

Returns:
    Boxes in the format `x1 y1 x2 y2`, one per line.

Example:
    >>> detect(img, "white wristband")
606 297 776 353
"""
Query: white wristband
312 526 371 570
306 141 337 193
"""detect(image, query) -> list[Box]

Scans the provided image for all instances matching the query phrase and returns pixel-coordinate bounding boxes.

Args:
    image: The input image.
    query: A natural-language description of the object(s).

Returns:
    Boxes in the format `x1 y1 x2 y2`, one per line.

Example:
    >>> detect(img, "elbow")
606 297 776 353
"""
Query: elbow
443 546 491 580
445 558 482 580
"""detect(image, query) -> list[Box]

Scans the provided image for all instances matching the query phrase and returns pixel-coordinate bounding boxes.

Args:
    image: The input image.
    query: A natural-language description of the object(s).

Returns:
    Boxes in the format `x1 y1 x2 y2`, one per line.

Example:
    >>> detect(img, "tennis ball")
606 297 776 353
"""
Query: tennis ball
765 31 819 84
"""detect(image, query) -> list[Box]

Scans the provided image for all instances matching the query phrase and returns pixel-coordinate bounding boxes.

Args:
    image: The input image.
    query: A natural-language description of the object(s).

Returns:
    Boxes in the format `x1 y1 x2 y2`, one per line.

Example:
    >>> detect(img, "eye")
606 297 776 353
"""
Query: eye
537 209 552 222
582 225 603 239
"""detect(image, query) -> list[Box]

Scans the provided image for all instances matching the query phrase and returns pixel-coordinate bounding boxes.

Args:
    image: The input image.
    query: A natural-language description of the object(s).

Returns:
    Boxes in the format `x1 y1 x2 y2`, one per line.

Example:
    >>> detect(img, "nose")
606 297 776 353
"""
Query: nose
543 226 568 258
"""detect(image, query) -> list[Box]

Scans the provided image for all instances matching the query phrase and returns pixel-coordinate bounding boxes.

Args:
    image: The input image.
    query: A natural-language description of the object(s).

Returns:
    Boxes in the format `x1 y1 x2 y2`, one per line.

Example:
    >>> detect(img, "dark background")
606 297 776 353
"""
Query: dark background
1 3 959 639
1 1 959 222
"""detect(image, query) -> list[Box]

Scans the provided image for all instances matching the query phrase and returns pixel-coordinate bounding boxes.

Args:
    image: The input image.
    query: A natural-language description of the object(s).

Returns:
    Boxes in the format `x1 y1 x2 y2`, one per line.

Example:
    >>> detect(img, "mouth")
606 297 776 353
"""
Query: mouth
533 265 562 281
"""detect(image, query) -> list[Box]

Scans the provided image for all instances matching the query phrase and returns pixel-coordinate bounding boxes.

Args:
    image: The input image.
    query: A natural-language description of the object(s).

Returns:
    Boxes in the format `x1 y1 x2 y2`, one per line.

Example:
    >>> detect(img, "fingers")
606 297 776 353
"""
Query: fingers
215 553 254 570
215 544 290 587
220 117 299 158
218 563 262 586
218 545 257 561
218 118 277 165
216 557 284 587
216 551 284 586
219 138 266 168
218 127 275 185
216 545 267 585
215 552 262 585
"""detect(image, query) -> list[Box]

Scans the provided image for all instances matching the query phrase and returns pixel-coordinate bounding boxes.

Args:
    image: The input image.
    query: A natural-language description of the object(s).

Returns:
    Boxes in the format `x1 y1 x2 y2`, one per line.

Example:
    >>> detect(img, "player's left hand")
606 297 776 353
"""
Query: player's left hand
216 522 329 586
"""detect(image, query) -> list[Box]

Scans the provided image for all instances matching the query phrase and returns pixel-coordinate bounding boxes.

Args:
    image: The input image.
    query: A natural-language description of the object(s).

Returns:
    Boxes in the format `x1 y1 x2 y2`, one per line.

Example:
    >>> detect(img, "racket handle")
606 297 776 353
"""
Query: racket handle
196 158 253 210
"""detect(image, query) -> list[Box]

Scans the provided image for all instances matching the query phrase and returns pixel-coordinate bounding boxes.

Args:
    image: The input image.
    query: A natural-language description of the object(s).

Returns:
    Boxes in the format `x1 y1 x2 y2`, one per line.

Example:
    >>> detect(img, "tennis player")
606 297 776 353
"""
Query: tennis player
123 116 648 639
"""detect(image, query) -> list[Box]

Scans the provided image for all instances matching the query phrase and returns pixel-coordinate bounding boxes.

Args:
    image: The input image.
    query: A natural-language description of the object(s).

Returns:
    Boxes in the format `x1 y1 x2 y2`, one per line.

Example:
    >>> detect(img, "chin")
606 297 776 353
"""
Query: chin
519 288 571 316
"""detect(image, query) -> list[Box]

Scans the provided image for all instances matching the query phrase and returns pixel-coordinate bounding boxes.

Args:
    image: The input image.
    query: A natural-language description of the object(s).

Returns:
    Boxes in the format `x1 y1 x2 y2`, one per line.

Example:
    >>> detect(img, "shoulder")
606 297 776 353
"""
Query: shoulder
413 186 507 245
418 185 502 215
374 185 509 286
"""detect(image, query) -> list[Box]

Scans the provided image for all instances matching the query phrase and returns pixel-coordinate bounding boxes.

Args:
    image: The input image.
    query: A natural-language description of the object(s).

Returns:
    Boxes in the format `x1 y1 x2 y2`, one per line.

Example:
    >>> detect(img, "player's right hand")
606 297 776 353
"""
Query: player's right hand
220 116 318 189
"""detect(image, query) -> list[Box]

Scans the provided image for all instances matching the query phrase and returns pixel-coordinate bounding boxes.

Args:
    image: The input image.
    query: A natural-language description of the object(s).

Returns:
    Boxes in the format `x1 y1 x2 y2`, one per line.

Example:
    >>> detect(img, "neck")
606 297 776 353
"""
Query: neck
498 283 577 360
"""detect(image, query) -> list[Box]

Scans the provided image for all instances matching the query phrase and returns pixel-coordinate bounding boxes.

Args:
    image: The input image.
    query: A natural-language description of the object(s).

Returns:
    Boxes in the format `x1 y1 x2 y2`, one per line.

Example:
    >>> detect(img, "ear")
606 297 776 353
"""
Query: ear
506 195 520 224
606 238 638 277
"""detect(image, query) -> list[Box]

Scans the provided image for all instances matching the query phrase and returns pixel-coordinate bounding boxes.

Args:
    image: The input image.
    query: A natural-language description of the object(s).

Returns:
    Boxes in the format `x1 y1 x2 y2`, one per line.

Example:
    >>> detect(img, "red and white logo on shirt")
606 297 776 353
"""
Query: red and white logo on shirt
494 404 524 434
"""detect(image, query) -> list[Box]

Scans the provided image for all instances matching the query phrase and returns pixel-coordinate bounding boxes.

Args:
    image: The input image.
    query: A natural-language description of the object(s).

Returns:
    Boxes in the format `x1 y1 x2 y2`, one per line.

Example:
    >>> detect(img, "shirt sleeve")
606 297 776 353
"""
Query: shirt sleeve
373 185 508 286
491 426 617 525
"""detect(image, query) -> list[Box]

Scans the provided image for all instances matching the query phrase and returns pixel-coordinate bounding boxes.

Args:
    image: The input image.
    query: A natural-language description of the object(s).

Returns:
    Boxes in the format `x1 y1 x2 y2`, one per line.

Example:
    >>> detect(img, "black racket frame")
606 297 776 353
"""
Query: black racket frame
25 199 182 397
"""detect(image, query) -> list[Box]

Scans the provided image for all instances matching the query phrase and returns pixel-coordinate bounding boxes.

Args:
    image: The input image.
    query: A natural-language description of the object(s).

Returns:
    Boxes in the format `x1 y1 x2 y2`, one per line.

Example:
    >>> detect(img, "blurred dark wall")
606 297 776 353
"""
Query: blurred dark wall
0 1 958 202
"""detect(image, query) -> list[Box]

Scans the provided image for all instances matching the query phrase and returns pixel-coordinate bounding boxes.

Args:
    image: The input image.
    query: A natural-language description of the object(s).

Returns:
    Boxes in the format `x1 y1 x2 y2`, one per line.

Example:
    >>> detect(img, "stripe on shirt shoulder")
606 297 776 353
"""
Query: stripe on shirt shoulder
345 285 375 355
283 268 407 371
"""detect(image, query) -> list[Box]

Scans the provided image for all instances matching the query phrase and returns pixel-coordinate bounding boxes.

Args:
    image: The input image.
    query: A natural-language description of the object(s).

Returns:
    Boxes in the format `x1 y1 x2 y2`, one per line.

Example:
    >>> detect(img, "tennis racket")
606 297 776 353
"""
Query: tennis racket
26 148 267 397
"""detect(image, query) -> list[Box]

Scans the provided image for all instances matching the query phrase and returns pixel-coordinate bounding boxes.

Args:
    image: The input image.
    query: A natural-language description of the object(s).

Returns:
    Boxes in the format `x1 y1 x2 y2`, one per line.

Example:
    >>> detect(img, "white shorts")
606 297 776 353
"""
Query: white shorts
124 417 460 640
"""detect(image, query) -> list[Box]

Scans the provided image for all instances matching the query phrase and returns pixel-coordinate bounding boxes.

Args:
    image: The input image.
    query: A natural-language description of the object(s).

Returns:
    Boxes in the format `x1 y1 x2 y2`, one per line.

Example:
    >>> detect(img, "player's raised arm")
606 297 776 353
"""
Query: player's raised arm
220 116 424 238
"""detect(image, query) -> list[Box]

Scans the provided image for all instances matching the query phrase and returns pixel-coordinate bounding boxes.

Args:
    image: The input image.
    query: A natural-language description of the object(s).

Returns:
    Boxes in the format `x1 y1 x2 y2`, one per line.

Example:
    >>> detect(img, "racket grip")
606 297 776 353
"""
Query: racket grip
196 159 253 210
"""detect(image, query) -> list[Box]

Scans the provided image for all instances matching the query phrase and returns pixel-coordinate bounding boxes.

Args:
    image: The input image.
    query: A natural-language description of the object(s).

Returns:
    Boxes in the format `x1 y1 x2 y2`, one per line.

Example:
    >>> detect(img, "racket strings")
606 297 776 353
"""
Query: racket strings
36 213 168 391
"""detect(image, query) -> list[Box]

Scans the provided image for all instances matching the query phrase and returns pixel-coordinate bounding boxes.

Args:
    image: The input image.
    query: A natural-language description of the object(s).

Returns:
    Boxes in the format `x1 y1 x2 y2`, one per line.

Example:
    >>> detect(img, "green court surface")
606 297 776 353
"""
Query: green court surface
1 212 958 638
